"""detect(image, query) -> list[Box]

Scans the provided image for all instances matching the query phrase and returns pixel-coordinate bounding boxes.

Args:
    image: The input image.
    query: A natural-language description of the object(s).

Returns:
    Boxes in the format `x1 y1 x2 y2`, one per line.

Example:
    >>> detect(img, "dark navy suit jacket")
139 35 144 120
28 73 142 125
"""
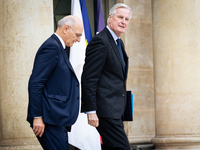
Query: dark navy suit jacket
81 27 129 119
27 34 80 127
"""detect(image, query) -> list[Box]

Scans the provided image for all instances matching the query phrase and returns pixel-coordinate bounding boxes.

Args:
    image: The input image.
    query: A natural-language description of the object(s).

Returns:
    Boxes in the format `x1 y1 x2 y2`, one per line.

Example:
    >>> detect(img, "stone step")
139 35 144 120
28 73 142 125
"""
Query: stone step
131 144 155 150
0 138 155 150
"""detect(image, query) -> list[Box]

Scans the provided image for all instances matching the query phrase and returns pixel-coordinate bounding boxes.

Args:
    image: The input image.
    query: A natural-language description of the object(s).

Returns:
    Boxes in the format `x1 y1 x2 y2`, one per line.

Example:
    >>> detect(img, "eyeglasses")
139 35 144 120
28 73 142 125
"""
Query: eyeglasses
69 26 82 39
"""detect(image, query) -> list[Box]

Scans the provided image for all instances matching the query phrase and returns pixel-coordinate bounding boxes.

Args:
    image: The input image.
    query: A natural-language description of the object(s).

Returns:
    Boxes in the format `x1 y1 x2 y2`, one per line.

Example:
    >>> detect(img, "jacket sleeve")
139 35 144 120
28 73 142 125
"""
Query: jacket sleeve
28 43 59 118
81 37 107 112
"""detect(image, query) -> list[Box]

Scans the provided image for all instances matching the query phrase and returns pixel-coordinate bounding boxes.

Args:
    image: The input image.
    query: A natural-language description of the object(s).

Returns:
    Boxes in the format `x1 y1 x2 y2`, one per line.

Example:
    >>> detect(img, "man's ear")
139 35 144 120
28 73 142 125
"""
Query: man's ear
64 25 70 33
108 15 112 23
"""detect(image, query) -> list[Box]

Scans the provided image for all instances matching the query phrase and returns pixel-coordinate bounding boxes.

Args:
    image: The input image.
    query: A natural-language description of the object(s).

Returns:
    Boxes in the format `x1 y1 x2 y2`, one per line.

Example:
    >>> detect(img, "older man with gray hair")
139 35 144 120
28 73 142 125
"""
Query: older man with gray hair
81 3 132 150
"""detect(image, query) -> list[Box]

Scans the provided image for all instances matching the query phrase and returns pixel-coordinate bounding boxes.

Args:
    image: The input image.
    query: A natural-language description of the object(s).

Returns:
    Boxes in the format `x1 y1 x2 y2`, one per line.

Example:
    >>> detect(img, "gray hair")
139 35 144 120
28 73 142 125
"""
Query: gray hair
107 3 132 23
57 16 77 28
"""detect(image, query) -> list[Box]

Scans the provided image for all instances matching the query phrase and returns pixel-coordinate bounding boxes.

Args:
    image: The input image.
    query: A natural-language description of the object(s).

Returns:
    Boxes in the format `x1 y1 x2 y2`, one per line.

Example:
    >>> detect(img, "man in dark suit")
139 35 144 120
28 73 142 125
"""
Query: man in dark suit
81 3 132 150
27 15 83 150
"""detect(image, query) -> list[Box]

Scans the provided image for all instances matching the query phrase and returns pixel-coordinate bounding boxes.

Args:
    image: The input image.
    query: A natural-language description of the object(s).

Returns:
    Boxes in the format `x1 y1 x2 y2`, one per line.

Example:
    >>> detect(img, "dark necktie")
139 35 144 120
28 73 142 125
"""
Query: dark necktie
116 38 125 69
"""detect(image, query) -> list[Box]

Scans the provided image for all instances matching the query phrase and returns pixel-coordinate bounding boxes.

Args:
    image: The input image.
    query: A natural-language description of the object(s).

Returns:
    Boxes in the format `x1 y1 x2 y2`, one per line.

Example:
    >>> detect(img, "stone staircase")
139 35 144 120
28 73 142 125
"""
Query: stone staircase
131 144 155 150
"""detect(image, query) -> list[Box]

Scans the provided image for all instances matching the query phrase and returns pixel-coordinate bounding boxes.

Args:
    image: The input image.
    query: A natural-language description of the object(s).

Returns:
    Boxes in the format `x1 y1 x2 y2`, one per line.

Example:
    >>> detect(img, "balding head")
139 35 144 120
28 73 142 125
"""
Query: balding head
57 15 81 28
56 15 83 47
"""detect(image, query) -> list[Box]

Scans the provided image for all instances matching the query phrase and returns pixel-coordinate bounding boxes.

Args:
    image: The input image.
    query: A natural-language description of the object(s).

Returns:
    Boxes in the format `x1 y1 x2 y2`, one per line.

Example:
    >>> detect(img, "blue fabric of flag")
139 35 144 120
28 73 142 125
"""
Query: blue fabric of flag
79 0 92 44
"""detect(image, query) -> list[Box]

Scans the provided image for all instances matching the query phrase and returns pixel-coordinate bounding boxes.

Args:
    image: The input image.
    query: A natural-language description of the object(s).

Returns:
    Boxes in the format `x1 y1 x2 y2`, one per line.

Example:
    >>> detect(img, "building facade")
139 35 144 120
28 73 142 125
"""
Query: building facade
0 0 200 149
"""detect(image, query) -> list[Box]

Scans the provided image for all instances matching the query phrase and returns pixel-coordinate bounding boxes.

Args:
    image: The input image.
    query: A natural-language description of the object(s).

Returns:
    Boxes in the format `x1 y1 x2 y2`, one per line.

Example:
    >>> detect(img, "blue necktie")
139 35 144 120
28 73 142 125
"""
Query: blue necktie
116 38 125 69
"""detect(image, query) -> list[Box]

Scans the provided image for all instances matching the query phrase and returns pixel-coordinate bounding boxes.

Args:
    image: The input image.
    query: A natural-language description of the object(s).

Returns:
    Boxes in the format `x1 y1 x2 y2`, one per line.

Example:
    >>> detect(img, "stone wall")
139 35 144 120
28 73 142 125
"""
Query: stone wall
0 0 53 149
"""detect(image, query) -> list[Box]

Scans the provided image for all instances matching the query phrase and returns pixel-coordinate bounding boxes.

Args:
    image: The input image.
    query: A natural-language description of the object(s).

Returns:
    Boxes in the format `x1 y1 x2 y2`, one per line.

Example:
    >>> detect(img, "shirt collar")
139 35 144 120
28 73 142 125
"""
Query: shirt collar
54 33 65 49
106 25 120 44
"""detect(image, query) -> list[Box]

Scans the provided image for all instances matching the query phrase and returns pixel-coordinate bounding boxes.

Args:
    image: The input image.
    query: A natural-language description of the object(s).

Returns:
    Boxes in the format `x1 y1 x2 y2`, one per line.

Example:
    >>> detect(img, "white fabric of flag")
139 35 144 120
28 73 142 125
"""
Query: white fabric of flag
68 0 101 150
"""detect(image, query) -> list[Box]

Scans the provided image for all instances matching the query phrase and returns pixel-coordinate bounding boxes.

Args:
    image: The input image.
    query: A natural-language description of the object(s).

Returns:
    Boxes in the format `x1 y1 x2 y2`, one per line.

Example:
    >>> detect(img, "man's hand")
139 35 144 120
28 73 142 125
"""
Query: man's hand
33 117 45 137
87 113 99 127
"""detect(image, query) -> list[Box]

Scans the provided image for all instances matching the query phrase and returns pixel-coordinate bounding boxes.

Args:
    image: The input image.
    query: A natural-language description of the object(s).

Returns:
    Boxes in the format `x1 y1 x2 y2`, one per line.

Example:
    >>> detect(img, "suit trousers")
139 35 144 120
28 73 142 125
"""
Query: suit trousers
97 117 130 150
32 123 69 150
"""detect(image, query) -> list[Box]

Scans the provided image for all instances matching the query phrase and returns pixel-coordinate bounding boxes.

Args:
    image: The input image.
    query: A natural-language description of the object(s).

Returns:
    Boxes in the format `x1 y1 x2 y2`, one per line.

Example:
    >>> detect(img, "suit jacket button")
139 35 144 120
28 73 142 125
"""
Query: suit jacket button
122 94 125 97
76 84 79 87
77 97 79 99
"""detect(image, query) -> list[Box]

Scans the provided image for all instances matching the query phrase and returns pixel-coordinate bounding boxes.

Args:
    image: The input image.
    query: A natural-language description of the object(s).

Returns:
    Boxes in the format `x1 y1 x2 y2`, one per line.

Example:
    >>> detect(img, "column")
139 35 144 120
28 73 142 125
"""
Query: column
152 0 200 149
0 0 53 149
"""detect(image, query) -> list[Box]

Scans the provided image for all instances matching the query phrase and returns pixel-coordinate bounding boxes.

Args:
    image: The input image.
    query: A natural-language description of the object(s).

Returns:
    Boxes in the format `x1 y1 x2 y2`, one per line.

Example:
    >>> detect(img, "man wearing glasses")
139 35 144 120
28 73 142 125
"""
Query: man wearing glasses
27 15 83 150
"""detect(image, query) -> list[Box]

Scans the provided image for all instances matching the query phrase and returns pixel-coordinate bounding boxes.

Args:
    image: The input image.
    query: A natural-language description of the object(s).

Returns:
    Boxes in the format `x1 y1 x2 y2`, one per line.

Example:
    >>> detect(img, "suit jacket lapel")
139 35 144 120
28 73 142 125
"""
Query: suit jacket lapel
104 28 128 78
51 34 77 77
104 28 125 73
121 42 129 80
